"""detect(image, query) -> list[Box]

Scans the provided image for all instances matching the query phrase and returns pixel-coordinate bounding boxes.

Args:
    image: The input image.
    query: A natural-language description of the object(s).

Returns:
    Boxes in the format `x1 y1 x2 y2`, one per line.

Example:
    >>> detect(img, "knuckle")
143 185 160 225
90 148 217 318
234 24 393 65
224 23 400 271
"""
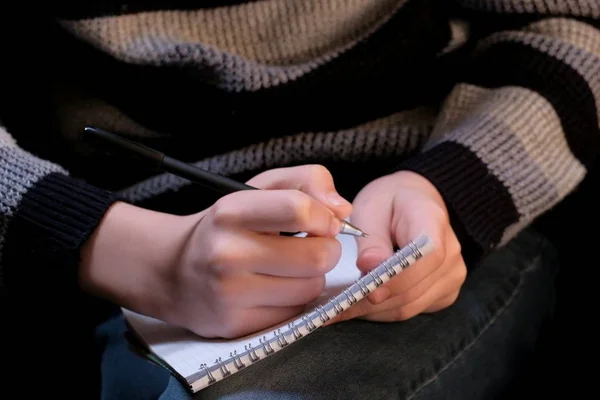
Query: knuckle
452 262 468 286
452 236 462 255
431 203 450 224
287 191 314 227
394 305 419 321
431 246 446 267
306 164 332 181
210 197 238 226
204 238 226 267
205 238 240 273
441 291 460 309
308 240 340 275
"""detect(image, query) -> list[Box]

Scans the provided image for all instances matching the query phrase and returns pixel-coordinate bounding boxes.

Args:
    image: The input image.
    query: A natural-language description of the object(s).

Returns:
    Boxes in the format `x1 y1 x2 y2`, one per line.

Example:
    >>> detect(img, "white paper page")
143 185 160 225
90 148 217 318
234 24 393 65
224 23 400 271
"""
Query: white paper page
122 233 361 380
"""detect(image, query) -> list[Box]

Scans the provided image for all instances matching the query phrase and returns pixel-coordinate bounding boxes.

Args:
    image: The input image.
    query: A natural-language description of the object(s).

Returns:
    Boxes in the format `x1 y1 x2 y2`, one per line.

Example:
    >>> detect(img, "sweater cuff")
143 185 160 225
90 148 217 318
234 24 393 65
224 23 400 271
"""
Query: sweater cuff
2 172 121 299
397 141 520 264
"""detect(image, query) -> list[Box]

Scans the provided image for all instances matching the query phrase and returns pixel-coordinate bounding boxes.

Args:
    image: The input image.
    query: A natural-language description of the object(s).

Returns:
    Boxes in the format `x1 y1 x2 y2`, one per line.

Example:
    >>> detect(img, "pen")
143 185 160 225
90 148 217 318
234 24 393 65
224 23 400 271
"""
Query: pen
83 126 368 238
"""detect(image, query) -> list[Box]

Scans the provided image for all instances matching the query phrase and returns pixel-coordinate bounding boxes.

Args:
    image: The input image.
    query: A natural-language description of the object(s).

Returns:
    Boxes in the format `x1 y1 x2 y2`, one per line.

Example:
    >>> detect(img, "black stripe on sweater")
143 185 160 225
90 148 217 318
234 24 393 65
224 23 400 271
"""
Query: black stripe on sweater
399 141 520 255
2 172 119 301
50 0 453 161
463 40 600 169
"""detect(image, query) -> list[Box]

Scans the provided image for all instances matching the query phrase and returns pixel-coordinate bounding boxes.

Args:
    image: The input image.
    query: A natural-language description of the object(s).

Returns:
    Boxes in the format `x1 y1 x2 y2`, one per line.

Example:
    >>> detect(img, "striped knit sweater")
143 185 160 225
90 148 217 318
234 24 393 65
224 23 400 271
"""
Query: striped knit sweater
0 0 598 300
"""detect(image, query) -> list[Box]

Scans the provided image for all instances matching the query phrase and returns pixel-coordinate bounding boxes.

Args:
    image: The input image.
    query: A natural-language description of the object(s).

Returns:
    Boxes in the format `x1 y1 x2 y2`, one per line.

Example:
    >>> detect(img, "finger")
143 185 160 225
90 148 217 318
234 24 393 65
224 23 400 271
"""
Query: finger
246 165 352 219
355 227 438 306
371 209 453 304
238 274 326 307
352 198 394 304
350 194 395 305
360 259 466 322
351 196 395 273
365 252 456 308
210 189 343 237
329 257 455 323
212 233 342 278
355 210 447 305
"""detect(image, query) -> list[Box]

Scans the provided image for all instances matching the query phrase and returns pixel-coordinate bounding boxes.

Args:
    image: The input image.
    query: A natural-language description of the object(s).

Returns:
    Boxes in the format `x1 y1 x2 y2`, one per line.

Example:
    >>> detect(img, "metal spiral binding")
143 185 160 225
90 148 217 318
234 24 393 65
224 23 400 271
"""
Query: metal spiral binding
248 347 259 362
276 332 288 347
368 270 383 286
381 258 396 278
331 297 344 314
303 314 317 331
343 288 356 304
393 251 410 271
316 305 330 323
356 279 370 295
231 352 245 369
289 322 303 339
204 365 216 384
218 358 230 376
408 240 422 259
259 338 274 355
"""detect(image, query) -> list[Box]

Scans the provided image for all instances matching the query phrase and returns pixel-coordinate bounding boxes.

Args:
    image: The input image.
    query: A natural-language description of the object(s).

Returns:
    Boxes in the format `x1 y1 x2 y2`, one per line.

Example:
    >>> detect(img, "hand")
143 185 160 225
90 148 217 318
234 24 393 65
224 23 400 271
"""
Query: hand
80 165 352 338
329 171 467 323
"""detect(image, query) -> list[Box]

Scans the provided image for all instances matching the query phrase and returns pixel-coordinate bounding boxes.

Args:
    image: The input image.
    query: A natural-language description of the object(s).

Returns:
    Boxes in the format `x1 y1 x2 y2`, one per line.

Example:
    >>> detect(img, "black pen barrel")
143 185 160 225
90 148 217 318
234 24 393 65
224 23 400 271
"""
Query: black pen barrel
161 156 256 195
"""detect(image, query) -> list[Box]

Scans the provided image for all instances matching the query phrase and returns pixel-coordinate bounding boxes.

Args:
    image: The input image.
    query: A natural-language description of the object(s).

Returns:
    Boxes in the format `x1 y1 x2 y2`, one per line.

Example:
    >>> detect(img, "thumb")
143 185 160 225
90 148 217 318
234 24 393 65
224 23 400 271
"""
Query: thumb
246 164 352 219
351 195 395 305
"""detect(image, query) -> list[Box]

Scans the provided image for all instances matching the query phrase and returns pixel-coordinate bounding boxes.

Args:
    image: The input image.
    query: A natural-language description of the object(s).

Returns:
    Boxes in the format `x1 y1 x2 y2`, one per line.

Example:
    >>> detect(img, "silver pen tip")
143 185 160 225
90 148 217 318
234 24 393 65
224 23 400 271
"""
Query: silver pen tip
340 220 368 237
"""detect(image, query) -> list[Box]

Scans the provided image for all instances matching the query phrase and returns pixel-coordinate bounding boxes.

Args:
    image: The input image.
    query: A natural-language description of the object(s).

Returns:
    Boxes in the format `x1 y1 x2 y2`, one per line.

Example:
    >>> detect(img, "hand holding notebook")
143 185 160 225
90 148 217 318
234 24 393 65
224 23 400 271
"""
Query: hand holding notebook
83 126 437 393
123 232 433 393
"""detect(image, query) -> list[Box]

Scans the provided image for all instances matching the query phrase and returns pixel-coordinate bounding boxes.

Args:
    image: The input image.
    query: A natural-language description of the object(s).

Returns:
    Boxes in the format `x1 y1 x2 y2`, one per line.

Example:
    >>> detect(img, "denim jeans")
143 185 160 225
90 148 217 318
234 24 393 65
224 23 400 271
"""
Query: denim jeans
96 228 559 400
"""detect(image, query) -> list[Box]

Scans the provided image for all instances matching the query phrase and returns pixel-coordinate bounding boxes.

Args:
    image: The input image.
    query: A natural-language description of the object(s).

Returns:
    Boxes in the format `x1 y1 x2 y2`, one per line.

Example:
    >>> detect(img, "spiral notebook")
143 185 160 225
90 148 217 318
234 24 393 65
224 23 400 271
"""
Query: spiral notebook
122 232 433 393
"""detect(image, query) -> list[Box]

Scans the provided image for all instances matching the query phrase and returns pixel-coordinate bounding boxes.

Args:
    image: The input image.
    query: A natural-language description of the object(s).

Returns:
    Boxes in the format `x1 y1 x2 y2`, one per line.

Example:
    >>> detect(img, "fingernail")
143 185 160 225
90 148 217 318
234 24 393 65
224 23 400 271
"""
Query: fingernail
327 192 350 207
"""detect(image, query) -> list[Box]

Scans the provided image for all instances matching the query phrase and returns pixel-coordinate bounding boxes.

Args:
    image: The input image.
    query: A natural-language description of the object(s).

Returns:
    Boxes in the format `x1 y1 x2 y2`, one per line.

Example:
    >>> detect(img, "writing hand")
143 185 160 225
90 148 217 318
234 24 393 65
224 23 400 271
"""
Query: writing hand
329 171 466 323
80 165 352 339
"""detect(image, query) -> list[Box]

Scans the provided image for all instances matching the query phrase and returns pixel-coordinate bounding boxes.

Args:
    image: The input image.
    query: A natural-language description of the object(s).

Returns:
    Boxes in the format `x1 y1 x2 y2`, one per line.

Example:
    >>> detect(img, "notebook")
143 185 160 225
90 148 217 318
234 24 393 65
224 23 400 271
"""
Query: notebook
122 232 433 393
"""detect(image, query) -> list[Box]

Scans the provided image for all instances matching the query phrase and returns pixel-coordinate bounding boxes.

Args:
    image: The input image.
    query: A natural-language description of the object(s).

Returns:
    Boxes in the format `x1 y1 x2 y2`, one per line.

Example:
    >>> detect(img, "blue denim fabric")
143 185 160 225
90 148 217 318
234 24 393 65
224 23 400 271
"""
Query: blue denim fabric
96 229 559 400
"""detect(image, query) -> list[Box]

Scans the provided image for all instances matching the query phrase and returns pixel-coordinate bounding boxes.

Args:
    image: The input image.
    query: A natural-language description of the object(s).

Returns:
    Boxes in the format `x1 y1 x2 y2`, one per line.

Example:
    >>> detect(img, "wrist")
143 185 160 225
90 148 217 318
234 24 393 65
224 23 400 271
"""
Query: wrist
393 168 482 266
79 201 194 313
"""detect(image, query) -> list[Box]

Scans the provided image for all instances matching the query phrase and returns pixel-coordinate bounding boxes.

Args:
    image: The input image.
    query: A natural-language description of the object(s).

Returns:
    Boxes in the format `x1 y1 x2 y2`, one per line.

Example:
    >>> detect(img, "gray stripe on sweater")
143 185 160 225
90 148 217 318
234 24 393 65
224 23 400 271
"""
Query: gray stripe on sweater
0 129 67 279
429 84 585 245
58 0 408 92
119 108 436 202
458 0 600 17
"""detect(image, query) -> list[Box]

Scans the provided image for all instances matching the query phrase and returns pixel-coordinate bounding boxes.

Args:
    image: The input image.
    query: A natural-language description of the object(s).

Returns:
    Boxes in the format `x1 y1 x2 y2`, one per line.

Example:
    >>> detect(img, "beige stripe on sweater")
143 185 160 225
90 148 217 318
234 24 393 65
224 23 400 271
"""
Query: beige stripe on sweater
59 0 405 65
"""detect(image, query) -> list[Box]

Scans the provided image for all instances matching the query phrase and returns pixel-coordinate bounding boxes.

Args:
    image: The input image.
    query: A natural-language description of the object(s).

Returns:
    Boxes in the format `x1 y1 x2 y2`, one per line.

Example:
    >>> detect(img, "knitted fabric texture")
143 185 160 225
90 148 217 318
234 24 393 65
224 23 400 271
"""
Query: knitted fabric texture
0 0 598 294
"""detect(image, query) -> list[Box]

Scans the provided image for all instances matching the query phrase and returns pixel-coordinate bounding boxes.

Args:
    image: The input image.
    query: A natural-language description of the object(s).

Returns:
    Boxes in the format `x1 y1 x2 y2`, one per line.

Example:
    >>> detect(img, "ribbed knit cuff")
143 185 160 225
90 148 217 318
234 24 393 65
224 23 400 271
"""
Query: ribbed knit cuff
397 141 520 265
2 172 121 299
